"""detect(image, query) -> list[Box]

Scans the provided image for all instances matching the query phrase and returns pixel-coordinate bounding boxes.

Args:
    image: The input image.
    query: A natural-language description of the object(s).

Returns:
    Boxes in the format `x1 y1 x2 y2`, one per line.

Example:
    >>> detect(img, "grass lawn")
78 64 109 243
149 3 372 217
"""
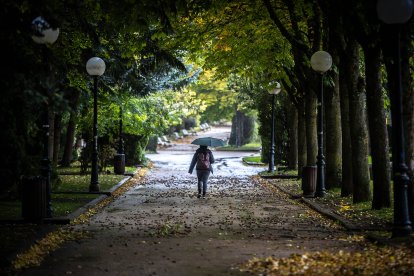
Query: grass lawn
218 142 261 151
57 161 138 175
242 156 263 163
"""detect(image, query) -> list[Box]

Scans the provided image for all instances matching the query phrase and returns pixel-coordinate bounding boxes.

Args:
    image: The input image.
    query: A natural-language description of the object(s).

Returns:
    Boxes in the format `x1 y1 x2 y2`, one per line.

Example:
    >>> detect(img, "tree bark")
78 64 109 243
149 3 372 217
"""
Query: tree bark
297 102 307 176
338 50 353 196
324 55 342 189
61 113 77 167
349 76 371 203
364 45 391 209
305 89 318 166
52 113 62 167
287 100 298 170
399 26 414 220
346 43 371 203
61 89 81 167
323 5 352 196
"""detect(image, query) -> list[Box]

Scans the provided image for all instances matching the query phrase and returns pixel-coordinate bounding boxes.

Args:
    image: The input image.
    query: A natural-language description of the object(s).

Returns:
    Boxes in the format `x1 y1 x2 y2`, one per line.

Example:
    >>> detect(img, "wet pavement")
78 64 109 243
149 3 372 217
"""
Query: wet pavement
22 127 366 276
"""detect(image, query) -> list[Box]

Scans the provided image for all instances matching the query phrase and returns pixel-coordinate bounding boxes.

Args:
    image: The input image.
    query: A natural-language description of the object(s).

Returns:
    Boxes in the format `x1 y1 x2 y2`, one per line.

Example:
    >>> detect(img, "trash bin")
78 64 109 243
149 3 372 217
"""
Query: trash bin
114 154 125 175
21 176 46 222
302 166 317 198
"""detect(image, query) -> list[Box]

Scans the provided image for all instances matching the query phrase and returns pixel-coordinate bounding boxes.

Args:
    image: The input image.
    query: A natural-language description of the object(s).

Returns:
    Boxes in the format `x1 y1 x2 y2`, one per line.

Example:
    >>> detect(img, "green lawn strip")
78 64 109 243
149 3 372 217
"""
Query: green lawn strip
217 142 261 151
242 156 263 164
56 162 138 175
258 168 298 177
54 174 126 192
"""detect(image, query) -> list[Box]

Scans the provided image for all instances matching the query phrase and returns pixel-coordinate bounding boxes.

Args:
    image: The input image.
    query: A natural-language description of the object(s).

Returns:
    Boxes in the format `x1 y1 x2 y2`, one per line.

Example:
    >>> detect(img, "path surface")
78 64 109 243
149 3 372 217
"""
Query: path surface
23 127 364 275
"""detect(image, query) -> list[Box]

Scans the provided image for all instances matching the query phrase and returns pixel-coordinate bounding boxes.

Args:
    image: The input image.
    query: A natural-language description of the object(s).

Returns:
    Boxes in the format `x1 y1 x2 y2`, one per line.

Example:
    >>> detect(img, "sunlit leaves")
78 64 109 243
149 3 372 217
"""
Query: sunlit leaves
240 247 414 275
12 229 89 270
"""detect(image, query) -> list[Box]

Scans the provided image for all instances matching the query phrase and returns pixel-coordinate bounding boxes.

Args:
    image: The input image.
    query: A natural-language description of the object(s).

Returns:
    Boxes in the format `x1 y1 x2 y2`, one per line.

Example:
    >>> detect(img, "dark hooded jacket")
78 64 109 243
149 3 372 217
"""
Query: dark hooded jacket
188 146 215 174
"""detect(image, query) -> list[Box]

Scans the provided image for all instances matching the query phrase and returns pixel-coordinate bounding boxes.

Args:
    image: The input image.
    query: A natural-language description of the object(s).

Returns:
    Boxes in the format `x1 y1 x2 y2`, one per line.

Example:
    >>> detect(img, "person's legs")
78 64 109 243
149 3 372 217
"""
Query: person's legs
196 170 203 198
201 171 210 197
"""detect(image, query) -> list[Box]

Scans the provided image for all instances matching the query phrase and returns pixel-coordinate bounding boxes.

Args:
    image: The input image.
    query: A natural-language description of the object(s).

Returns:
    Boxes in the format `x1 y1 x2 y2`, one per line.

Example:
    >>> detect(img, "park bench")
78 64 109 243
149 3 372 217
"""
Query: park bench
200 123 211 131
157 137 167 147
172 132 183 140
161 136 172 146
189 128 198 135
182 129 190 137
161 135 171 143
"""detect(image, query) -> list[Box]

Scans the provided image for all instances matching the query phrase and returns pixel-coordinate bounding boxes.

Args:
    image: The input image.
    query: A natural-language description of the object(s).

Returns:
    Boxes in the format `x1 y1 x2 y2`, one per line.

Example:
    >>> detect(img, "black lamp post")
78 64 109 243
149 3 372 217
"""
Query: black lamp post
267 82 281 173
377 0 413 237
114 106 126 175
86 57 106 192
310 51 333 198
118 106 124 154
31 16 60 217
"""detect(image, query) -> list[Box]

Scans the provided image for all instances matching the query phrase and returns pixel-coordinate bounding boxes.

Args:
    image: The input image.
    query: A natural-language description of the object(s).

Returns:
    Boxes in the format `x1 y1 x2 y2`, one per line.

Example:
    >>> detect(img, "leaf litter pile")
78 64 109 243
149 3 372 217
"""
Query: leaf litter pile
239 245 414 275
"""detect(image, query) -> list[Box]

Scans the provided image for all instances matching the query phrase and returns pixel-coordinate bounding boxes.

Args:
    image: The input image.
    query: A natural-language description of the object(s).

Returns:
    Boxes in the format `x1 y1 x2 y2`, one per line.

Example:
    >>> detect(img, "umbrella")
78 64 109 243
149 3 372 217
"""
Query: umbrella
191 137 225 147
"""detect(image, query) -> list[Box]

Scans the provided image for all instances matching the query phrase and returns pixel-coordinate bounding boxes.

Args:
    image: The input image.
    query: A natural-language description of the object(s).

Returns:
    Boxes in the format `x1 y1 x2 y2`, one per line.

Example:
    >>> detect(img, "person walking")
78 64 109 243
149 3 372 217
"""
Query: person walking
188 145 215 199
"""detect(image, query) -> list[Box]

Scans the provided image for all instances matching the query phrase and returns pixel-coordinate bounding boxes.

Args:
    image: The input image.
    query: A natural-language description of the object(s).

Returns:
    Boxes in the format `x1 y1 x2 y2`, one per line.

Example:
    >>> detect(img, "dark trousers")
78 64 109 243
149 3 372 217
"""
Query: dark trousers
196 170 210 195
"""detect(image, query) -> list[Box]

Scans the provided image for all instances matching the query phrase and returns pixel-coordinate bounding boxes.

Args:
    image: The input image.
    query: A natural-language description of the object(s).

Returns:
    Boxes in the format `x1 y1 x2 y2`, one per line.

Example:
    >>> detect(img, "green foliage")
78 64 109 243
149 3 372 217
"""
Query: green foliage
189 70 237 123
242 156 263 164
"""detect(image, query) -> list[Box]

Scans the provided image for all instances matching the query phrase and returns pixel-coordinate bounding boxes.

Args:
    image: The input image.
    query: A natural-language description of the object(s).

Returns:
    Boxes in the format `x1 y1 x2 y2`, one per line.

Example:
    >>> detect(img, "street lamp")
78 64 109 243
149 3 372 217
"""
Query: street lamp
267 82 281 173
377 0 413 237
31 16 60 217
86 57 106 192
114 106 125 175
310 50 332 198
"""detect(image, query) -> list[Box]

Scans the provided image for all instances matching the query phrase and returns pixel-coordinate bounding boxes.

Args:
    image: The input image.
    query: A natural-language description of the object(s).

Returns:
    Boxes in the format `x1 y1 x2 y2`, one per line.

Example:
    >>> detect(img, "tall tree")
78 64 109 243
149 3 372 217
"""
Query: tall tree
351 1 390 208
321 0 343 189
400 25 414 221
263 0 321 171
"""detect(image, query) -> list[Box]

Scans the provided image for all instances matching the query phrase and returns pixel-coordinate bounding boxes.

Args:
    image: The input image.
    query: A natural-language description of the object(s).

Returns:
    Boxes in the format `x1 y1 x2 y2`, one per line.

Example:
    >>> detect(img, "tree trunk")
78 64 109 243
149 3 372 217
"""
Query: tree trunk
349 76 371 203
399 27 414 220
338 54 353 196
52 113 62 167
364 45 391 209
287 100 298 170
61 113 76 167
305 89 317 166
230 110 248 147
324 55 342 189
297 102 307 176
346 42 371 203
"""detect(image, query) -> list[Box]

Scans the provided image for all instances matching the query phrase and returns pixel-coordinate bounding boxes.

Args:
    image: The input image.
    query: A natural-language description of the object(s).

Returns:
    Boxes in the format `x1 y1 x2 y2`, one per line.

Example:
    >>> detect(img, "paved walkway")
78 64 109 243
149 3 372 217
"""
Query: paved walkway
22 127 365 275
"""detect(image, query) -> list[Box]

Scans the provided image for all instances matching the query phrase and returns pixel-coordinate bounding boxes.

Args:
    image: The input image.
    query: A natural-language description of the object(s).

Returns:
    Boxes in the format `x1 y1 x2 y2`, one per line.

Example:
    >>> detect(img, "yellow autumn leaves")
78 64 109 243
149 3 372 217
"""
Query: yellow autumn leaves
240 246 414 275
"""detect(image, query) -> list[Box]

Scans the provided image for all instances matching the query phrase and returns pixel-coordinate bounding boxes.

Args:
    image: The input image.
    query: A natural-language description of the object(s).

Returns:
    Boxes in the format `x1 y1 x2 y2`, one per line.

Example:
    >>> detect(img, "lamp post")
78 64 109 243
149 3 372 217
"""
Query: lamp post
86 57 106 192
377 0 413 237
310 51 332 198
114 106 125 175
118 106 124 155
31 16 60 217
267 82 281 173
